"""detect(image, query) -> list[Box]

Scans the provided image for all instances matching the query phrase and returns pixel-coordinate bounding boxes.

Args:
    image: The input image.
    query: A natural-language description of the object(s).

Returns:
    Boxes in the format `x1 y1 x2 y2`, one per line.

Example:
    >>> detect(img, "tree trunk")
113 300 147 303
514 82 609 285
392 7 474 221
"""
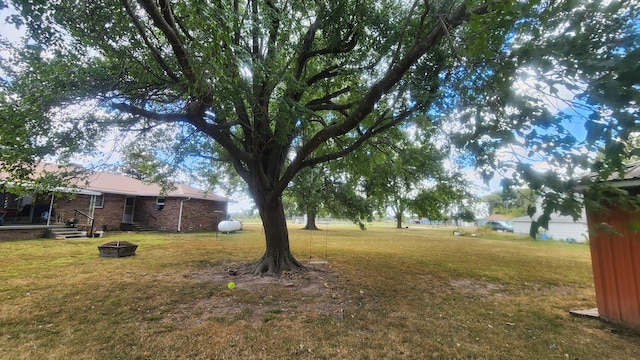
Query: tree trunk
304 207 319 230
253 195 305 276
396 212 403 228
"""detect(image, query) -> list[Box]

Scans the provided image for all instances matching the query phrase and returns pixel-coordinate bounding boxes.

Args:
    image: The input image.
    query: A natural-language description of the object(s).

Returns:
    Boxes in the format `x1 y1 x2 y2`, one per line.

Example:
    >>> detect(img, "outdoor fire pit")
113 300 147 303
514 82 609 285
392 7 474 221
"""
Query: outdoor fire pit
98 241 138 258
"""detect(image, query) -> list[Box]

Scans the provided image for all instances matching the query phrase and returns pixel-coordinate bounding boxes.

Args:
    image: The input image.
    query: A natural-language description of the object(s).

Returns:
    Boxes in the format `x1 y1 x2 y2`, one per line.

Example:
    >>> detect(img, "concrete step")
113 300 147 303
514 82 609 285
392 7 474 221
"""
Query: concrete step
47 227 89 240
128 222 153 232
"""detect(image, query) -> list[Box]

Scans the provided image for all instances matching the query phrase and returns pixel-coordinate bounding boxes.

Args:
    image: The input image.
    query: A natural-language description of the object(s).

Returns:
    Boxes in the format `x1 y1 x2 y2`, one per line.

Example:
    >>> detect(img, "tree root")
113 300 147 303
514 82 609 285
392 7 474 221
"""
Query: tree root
252 252 306 277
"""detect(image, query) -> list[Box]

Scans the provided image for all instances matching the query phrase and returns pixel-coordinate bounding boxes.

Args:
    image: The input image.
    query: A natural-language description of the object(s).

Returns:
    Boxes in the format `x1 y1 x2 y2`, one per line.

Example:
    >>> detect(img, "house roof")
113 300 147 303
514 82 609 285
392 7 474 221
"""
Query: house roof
84 171 230 202
2 163 231 203
602 161 640 189
511 213 586 224
580 161 640 190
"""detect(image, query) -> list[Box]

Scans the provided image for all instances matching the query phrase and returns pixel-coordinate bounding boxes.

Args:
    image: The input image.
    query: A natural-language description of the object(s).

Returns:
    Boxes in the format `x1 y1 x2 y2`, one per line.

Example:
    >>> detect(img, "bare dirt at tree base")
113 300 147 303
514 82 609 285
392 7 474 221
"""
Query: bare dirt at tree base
163 261 349 327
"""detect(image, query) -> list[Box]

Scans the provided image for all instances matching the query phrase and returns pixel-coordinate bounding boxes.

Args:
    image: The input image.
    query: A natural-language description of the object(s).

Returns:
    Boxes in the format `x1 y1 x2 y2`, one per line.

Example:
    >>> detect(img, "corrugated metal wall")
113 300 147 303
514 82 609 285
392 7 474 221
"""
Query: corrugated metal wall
587 207 640 330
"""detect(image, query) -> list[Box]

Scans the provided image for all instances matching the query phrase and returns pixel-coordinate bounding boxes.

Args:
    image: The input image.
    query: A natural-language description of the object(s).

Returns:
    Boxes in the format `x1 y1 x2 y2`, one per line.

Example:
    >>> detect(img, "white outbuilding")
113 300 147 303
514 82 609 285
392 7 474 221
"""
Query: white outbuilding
511 211 589 243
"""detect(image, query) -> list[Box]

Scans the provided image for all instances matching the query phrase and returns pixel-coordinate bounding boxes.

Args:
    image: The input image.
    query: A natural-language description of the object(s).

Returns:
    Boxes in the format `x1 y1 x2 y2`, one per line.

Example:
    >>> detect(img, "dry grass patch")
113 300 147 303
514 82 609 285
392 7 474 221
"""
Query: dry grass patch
0 223 639 359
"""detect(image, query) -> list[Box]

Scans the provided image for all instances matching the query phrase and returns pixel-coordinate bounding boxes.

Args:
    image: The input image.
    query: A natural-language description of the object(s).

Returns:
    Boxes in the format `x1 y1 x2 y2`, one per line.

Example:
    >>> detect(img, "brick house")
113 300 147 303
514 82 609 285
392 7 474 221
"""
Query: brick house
1 164 231 233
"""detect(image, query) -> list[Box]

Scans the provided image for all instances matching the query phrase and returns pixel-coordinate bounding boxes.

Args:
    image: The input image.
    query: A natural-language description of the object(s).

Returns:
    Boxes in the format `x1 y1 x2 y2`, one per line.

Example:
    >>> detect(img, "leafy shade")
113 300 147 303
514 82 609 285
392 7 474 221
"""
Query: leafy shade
361 125 452 228
1 0 638 273
287 165 373 230
411 180 471 221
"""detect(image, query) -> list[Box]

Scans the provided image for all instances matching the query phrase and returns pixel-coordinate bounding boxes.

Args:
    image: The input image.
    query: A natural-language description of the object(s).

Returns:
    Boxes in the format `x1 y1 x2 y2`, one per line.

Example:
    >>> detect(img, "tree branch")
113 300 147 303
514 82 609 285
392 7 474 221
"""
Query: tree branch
190 118 253 167
293 18 320 80
305 65 341 87
159 0 178 31
265 0 280 62
305 102 355 112
137 0 197 85
121 0 181 83
303 109 414 168
276 2 490 194
305 86 355 112
304 32 358 59
111 101 251 167
111 102 185 122
186 152 232 162
305 86 351 107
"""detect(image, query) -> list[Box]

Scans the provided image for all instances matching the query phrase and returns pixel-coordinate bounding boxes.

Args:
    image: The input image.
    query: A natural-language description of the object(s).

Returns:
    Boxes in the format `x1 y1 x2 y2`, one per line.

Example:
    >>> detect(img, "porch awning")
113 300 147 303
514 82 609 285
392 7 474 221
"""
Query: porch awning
51 187 102 196
1 181 102 196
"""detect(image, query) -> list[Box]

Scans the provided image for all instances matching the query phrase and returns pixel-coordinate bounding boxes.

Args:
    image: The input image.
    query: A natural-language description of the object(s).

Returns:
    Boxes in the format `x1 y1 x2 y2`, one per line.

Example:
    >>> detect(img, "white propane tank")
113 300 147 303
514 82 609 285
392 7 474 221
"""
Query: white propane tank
218 220 242 233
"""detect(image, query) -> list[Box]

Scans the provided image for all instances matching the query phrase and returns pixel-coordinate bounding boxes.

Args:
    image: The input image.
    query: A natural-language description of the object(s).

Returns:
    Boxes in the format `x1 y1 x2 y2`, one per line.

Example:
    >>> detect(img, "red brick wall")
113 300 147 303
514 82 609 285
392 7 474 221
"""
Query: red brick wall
53 194 90 225
135 197 227 232
133 197 162 230
53 194 227 232
177 198 227 232
0 227 47 241
54 193 126 231
93 194 127 231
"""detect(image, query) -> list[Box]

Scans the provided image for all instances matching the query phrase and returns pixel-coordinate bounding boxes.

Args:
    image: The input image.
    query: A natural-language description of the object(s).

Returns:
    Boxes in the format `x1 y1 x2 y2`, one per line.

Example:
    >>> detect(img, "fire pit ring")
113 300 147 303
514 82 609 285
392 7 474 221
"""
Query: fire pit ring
98 241 138 258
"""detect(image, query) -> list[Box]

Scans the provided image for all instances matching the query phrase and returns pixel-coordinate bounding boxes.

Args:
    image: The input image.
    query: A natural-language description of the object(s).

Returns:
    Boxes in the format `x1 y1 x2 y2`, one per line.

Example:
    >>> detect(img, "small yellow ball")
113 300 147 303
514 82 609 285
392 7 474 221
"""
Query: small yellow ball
227 282 235 289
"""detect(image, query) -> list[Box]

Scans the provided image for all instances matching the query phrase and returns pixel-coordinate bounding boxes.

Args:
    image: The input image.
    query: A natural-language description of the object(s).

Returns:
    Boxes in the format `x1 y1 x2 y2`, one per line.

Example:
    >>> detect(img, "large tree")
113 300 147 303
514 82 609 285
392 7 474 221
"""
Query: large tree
411 180 472 223
288 163 373 230
288 166 325 230
1 1 638 275
482 185 536 217
362 128 448 228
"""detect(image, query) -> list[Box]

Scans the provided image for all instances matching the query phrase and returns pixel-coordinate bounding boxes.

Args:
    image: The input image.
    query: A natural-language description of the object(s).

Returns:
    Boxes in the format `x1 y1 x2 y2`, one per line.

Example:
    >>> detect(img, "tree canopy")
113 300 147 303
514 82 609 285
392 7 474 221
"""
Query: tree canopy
1 0 638 274
286 163 373 230
360 125 452 228
482 186 536 218
411 179 473 222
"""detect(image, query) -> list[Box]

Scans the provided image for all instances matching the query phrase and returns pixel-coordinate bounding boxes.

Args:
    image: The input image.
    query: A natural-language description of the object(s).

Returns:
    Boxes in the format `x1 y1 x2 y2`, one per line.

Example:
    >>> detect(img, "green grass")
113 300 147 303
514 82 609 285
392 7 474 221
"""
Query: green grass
0 223 638 359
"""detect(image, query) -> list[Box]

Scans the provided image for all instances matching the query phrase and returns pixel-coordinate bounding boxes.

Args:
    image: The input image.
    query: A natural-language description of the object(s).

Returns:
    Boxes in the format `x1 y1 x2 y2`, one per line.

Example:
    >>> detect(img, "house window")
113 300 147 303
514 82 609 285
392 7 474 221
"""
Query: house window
94 194 104 209
156 197 165 210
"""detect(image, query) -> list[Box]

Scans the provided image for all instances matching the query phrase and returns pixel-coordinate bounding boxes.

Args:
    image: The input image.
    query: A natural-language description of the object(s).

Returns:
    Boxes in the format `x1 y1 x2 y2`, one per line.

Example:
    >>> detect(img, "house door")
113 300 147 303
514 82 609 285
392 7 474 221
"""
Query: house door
122 196 135 224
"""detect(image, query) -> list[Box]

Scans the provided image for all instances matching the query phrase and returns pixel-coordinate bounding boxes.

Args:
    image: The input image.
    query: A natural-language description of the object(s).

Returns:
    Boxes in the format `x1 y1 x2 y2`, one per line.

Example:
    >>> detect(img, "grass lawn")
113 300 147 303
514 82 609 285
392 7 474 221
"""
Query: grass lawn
1 223 639 359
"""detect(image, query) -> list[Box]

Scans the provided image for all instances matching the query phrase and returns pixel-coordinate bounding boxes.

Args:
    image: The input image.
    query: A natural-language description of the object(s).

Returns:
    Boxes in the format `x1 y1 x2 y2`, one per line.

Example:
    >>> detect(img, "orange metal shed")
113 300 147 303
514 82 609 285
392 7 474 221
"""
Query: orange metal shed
584 161 640 330
586 206 640 330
